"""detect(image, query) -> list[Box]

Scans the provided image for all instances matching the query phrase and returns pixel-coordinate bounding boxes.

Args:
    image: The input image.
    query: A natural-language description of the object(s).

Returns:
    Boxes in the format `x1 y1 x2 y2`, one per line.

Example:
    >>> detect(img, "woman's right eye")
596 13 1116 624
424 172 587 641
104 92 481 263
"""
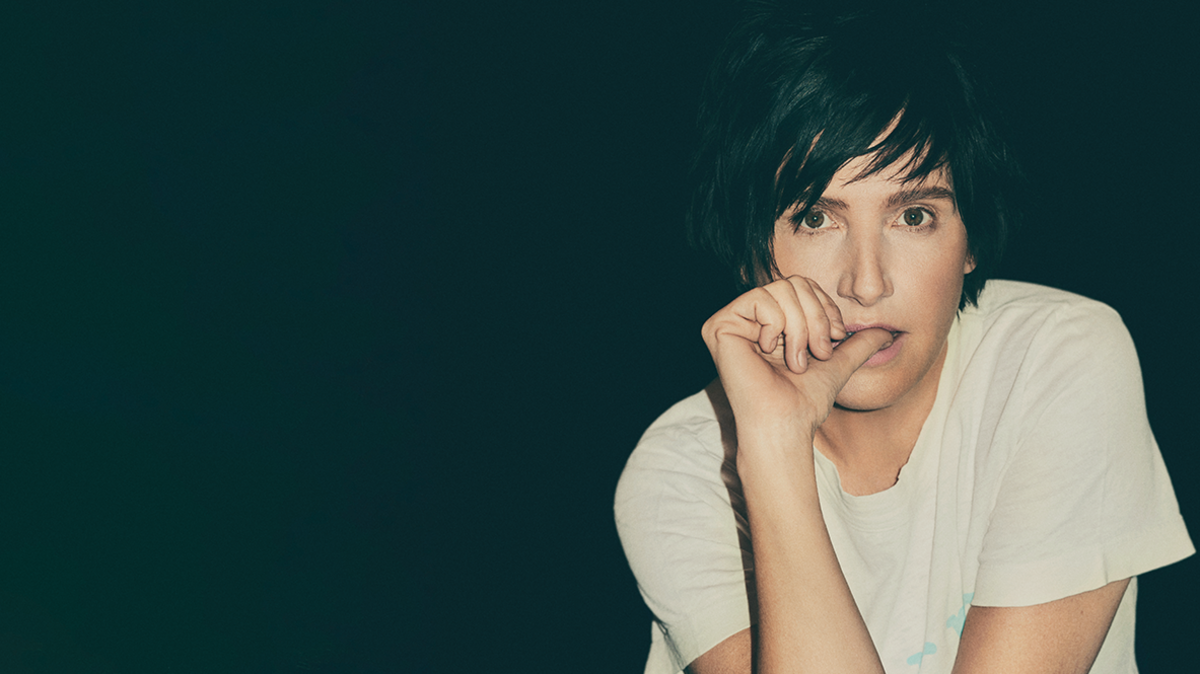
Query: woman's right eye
799 210 829 230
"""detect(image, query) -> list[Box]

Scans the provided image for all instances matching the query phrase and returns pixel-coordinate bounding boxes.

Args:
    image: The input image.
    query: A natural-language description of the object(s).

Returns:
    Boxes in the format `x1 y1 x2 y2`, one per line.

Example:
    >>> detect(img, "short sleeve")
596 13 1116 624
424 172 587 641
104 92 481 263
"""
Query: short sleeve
972 303 1194 606
614 407 754 672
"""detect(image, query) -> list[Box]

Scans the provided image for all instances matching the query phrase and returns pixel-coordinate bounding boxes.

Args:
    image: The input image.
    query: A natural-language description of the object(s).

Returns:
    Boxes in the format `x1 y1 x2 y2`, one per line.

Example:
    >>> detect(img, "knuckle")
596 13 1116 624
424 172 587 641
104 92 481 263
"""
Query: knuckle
748 288 774 310
702 313 737 341
787 275 813 292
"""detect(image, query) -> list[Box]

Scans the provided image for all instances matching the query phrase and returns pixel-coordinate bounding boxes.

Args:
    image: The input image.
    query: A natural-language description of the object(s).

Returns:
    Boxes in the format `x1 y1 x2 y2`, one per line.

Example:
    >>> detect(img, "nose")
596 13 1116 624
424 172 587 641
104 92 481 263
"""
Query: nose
836 233 892 307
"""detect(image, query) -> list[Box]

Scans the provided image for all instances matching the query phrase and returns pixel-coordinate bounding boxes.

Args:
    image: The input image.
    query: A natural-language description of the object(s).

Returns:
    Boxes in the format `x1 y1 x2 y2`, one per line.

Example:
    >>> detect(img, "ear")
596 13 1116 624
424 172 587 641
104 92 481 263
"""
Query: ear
963 253 977 275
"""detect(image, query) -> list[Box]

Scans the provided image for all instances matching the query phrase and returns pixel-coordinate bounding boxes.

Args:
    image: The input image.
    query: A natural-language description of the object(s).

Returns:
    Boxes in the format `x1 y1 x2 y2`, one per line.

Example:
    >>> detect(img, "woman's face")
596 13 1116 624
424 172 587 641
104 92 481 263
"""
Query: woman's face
771 154 974 412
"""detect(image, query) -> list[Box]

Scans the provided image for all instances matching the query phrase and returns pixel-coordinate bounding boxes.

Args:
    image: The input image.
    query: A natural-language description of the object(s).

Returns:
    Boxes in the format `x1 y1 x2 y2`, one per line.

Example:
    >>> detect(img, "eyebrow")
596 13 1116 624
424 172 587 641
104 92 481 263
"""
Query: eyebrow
886 185 956 209
810 185 957 212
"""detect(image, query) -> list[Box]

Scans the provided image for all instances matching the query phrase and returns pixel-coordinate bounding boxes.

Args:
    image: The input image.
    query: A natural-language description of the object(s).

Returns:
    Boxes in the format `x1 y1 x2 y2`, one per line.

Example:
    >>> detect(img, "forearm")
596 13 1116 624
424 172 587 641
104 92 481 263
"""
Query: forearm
738 436 884 674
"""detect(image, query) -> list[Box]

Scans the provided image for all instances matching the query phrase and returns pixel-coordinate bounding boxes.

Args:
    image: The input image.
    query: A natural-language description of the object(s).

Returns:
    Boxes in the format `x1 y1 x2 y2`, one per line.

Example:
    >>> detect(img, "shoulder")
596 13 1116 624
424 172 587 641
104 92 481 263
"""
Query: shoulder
614 387 753 670
614 388 726 521
941 281 1145 483
614 386 742 581
958 280 1134 375
968 280 1124 333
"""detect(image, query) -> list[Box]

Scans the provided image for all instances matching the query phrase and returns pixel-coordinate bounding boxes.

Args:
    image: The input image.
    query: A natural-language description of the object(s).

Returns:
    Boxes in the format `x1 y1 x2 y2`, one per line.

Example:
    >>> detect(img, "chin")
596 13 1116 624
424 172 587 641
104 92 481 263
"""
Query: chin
832 372 908 412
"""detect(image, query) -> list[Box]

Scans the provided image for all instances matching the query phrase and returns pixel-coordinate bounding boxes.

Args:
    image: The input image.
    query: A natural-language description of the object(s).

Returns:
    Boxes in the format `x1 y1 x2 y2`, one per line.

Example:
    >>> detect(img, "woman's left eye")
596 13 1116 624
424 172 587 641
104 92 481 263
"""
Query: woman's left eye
900 207 933 227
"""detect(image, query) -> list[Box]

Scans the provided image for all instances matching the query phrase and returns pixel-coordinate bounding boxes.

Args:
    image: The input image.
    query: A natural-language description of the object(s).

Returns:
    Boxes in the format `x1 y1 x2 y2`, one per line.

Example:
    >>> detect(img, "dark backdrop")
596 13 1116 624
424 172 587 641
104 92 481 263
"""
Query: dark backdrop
1 1 1195 672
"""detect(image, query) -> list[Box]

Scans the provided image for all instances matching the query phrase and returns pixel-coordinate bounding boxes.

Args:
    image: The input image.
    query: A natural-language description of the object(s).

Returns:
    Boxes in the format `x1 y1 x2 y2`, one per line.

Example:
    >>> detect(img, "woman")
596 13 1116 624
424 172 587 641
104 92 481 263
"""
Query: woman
614 4 1193 673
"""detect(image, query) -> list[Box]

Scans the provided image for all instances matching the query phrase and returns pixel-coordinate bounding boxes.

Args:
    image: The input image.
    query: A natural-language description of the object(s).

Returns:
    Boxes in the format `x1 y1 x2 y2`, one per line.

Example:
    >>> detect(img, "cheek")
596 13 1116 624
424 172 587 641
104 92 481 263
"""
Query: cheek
769 233 817 278
923 225 971 282
930 252 969 298
898 238 969 303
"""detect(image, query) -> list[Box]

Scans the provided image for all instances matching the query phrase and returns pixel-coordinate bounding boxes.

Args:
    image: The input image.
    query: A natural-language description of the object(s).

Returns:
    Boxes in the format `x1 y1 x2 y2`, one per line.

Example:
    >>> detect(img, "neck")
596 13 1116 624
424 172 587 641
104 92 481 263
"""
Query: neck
814 342 947 495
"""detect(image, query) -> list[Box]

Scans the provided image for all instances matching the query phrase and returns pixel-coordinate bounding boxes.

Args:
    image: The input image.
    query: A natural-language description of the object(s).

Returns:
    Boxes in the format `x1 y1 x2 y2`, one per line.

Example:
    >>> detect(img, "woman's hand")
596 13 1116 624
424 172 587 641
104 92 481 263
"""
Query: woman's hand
700 276 893 443
699 276 897 674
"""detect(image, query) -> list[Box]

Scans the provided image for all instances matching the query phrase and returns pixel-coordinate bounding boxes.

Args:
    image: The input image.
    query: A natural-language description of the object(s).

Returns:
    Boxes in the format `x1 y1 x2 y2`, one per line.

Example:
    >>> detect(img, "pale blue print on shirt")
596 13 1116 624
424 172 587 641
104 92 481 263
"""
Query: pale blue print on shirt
906 592 975 668
906 642 937 666
946 593 975 638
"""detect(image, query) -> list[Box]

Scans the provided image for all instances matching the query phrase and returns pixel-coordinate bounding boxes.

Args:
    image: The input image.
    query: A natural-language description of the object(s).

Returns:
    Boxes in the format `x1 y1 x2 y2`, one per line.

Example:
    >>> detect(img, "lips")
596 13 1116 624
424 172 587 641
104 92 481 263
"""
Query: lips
833 324 903 348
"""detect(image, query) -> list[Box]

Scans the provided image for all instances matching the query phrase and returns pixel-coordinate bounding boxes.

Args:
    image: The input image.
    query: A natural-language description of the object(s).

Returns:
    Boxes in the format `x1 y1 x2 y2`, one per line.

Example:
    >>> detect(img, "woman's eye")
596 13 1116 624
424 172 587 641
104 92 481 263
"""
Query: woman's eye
801 210 829 229
901 207 932 227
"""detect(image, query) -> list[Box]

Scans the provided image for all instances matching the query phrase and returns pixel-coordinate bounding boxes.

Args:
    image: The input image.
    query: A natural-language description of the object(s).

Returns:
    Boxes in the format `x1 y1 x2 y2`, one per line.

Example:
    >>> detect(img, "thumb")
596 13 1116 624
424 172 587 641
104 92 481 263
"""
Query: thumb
823 327 894 388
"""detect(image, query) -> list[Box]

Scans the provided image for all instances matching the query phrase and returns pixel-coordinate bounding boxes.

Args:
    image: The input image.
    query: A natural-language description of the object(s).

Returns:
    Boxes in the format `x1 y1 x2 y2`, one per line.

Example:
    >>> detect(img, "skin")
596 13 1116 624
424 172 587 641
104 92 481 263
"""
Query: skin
768 156 973 493
694 154 1128 673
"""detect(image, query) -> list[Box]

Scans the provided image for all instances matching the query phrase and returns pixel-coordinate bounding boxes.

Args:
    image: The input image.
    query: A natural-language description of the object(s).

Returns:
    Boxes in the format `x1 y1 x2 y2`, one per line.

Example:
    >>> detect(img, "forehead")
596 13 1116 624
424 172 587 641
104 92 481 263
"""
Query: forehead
800 155 956 215
831 154 952 191
774 121 954 215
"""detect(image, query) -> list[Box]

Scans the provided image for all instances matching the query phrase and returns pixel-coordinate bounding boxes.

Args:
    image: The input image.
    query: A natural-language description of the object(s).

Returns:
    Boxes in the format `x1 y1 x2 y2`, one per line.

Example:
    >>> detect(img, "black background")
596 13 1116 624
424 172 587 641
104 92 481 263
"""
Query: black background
1 1 1196 672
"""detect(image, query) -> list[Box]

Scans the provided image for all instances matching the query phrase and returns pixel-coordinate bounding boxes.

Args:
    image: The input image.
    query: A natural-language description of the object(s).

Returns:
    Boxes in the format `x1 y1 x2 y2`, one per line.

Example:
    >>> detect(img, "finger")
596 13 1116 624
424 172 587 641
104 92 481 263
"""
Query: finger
701 288 777 356
761 280 809 373
822 327 894 387
807 278 846 342
734 287 786 354
786 277 835 361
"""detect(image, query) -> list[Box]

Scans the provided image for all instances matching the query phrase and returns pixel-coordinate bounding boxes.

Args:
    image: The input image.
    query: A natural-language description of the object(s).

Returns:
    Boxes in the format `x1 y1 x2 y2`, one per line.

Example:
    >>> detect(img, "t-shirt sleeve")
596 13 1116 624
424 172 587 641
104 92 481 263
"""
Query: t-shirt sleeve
972 303 1194 607
615 417 754 672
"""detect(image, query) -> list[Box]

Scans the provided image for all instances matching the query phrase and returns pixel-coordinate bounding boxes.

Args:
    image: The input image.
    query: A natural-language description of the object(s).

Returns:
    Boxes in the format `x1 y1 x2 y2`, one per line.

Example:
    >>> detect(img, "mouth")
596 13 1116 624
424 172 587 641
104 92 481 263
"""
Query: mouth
833 325 903 349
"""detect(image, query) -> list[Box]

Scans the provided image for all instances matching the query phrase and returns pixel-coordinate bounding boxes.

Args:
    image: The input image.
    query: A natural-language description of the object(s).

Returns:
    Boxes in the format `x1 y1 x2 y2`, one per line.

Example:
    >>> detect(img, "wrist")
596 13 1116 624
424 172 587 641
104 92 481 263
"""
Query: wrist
735 433 823 516
734 412 818 452
735 425 817 476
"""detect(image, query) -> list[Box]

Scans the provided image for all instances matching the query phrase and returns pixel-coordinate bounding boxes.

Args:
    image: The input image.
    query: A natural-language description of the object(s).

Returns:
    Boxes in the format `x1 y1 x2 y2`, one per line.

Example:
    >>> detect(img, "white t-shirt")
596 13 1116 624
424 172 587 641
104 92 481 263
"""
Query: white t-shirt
615 280 1194 674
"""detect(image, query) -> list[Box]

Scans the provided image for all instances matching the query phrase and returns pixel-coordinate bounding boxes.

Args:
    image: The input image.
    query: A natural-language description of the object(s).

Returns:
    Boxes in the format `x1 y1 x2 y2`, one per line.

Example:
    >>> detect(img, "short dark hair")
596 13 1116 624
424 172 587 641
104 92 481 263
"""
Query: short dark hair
687 2 1024 308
